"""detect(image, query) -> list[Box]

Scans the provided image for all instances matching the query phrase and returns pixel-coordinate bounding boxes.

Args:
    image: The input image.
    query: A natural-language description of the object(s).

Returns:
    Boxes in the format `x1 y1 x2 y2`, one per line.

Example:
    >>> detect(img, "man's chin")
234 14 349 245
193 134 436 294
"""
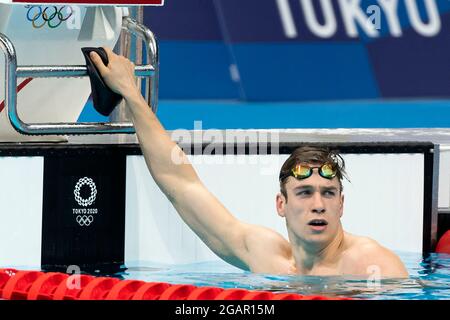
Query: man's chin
302 233 332 246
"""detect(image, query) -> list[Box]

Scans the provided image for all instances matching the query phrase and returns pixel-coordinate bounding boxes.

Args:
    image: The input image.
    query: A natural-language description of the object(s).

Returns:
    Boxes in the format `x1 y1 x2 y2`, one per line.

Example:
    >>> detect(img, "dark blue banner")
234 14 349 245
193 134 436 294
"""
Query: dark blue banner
144 0 450 101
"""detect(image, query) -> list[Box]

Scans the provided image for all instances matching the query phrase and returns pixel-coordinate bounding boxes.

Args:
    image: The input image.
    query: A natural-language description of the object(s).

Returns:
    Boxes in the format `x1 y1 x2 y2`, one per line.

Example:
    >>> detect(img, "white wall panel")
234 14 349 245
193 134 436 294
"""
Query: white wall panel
341 154 423 252
438 148 450 209
125 153 424 265
0 157 43 267
0 151 428 269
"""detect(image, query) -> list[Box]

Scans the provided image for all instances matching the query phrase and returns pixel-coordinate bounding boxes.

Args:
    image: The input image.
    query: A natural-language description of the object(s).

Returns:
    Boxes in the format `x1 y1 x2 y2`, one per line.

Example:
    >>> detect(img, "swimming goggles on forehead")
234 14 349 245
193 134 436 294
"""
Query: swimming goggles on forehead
281 163 337 181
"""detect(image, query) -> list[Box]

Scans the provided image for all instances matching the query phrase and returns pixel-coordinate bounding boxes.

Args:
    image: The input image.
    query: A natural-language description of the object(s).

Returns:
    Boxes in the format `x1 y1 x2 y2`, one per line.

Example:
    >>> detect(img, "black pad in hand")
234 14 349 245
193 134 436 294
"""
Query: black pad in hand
81 47 123 117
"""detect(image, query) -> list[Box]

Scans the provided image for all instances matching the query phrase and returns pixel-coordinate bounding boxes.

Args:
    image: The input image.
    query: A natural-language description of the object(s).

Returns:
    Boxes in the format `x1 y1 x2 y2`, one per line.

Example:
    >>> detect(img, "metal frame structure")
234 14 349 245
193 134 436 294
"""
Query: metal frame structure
0 16 158 135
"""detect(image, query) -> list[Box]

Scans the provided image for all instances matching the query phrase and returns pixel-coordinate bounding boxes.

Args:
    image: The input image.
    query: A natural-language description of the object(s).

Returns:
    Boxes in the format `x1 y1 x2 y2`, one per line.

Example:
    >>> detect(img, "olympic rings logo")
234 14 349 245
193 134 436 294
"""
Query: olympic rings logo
25 5 74 29
74 177 97 207
76 215 94 227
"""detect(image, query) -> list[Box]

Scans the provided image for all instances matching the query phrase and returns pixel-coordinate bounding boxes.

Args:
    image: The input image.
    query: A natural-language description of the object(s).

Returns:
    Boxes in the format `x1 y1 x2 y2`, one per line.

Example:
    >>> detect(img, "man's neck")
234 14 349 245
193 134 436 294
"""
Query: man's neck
291 226 346 274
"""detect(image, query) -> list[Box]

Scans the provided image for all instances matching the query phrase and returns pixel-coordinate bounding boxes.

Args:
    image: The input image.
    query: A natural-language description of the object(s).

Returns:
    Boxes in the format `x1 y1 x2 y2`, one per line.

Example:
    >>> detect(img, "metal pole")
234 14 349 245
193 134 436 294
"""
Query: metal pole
16 65 154 78
110 6 145 124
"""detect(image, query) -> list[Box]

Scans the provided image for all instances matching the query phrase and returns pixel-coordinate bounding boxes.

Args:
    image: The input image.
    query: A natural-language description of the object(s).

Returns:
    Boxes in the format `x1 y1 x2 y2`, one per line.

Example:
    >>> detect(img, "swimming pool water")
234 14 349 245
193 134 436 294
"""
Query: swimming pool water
121 252 450 300
2 252 448 300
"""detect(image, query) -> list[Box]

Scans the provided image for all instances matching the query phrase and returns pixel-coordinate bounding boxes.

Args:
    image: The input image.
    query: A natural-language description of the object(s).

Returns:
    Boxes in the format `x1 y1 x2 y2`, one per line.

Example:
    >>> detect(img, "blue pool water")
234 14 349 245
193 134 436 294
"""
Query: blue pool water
3 252 449 300
121 252 450 300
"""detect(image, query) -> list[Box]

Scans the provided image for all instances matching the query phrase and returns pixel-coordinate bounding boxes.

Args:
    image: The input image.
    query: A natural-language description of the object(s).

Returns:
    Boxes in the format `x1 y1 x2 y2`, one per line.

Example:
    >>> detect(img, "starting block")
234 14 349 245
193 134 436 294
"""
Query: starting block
0 0 162 141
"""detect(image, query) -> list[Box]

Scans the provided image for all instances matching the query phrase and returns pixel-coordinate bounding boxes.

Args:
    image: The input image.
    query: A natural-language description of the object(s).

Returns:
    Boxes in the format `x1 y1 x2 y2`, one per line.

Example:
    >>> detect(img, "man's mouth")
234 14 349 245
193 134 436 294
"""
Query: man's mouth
308 219 328 226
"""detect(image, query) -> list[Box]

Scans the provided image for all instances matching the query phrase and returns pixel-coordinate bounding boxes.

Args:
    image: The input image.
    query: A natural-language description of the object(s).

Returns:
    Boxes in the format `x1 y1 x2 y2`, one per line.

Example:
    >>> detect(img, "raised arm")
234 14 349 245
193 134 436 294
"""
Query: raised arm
89 48 286 270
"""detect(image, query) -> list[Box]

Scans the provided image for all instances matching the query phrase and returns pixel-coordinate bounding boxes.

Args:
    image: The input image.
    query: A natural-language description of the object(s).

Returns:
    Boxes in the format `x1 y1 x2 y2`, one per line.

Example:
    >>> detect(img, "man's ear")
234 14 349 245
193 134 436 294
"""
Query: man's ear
276 193 286 217
339 193 344 218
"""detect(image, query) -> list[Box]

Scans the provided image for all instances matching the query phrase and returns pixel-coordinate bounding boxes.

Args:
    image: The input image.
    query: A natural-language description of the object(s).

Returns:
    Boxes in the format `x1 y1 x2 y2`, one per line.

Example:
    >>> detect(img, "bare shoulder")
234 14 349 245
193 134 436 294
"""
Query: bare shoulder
342 234 409 278
244 224 291 253
242 224 293 273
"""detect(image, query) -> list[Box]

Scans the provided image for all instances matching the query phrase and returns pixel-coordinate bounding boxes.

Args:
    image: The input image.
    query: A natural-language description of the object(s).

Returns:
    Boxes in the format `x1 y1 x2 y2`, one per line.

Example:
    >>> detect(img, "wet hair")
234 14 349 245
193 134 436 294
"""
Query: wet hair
279 146 348 200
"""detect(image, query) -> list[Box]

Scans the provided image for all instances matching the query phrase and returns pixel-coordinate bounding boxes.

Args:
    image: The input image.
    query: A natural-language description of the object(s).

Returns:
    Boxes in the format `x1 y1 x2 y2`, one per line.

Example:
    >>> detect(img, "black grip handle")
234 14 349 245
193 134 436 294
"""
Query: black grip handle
81 47 123 117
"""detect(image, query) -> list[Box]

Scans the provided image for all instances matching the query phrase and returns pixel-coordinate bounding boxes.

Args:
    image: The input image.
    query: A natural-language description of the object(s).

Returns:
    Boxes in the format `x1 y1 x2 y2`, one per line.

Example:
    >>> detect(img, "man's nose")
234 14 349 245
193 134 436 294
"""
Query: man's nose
311 192 325 214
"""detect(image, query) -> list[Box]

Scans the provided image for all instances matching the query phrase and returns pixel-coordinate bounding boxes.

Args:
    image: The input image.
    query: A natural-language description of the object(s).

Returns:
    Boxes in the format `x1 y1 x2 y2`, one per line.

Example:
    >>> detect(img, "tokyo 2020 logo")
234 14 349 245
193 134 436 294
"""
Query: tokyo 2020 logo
74 177 97 207
73 177 98 227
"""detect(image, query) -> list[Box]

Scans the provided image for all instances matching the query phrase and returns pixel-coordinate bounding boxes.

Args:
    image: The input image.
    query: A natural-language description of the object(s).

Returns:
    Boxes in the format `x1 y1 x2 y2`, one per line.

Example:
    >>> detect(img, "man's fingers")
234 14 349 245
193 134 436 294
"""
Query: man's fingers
102 47 115 60
89 51 109 75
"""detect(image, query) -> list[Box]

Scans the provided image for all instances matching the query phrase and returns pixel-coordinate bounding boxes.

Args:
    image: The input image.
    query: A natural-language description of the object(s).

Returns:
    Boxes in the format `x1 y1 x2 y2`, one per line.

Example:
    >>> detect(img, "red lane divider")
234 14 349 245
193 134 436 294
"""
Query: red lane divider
53 274 95 300
187 287 224 300
105 280 146 300
0 269 17 297
28 272 69 300
131 282 171 300
2 271 43 300
78 277 121 300
215 288 249 300
242 291 275 300
159 284 197 300
272 293 304 300
0 269 352 300
436 230 450 254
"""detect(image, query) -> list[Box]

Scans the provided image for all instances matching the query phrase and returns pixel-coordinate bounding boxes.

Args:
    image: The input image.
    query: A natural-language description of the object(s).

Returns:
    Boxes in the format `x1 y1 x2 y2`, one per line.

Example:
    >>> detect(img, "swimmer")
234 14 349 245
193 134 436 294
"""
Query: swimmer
89 48 408 278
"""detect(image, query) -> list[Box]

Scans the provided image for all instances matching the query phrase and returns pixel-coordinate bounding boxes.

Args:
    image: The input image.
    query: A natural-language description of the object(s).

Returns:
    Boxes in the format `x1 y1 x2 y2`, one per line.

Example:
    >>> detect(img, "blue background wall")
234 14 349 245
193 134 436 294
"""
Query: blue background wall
79 0 450 129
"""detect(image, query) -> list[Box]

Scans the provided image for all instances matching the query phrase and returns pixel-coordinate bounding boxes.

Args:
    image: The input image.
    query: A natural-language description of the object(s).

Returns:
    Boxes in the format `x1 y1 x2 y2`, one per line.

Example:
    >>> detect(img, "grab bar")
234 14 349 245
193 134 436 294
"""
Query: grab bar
0 17 159 135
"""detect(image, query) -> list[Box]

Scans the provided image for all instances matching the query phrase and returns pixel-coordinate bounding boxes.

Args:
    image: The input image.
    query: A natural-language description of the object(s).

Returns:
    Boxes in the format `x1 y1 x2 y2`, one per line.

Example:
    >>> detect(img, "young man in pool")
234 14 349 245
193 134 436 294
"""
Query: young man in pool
90 48 409 278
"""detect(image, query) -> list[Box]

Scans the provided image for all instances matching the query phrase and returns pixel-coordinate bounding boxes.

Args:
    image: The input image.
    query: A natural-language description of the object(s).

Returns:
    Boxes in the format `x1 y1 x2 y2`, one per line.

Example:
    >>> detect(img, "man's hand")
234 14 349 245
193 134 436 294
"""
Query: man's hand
89 47 139 100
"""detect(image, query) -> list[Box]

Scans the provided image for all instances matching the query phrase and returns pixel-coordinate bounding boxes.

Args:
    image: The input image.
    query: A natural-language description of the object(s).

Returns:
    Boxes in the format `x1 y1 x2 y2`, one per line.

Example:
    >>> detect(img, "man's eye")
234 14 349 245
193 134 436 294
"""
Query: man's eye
324 191 335 196
297 190 311 196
